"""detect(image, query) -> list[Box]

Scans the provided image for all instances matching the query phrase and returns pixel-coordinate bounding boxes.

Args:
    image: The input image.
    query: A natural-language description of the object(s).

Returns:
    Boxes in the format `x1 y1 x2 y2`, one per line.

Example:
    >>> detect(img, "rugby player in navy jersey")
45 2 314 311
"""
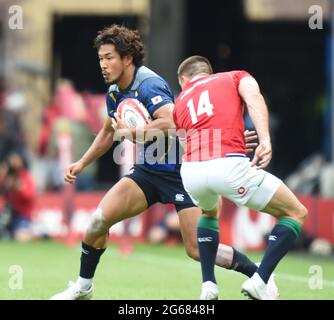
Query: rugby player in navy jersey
51 25 278 300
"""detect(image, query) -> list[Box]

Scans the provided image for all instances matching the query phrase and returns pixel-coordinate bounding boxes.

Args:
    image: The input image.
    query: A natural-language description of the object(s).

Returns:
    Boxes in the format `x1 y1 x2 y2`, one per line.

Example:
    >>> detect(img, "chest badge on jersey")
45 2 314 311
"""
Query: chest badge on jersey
151 95 162 105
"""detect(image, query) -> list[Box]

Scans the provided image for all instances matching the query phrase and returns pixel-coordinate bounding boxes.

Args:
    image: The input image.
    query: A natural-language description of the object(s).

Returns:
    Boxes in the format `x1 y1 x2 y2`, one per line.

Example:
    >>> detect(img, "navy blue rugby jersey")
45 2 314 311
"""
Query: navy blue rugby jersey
106 66 181 172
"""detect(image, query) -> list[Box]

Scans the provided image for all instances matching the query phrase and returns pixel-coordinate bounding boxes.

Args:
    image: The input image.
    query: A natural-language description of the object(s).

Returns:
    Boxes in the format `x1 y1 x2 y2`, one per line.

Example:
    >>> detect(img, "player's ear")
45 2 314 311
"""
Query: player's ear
123 55 133 67
179 75 188 89
178 77 182 88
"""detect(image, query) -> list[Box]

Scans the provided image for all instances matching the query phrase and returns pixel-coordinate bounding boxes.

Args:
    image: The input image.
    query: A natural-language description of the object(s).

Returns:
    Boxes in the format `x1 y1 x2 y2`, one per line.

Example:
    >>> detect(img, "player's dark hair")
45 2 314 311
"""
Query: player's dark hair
177 55 213 78
94 24 144 67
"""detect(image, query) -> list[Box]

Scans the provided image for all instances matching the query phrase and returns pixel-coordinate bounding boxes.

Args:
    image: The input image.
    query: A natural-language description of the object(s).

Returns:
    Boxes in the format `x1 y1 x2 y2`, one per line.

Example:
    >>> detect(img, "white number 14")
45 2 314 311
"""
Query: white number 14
186 90 214 124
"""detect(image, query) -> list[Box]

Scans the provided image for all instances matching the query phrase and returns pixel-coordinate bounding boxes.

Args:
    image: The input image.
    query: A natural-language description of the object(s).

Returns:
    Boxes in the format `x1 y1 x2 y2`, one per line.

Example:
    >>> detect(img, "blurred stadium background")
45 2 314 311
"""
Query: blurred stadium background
0 0 334 299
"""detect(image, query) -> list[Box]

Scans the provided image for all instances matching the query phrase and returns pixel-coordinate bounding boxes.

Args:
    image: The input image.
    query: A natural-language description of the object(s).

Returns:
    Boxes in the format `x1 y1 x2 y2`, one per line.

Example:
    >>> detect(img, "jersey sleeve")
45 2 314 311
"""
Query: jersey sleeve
106 93 117 118
232 70 252 87
137 77 174 117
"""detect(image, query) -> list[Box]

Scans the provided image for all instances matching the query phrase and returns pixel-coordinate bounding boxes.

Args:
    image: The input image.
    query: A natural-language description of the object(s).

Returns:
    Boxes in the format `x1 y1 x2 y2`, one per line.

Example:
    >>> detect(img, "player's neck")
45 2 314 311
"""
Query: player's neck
189 73 209 84
118 64 136 91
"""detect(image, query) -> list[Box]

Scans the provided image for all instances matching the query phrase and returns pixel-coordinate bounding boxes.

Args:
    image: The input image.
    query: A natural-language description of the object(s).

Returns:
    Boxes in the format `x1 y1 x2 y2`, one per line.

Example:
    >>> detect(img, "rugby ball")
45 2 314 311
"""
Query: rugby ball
117 98 152 128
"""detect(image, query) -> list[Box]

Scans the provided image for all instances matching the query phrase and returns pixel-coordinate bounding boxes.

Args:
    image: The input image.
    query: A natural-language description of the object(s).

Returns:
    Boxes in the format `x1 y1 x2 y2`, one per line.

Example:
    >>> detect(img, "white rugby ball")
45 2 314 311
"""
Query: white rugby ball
117 98 152 128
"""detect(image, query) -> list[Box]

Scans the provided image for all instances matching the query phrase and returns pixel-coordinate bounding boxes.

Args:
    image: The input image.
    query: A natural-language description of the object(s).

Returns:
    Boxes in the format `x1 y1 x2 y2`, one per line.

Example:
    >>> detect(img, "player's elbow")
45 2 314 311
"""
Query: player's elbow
100 126 114 142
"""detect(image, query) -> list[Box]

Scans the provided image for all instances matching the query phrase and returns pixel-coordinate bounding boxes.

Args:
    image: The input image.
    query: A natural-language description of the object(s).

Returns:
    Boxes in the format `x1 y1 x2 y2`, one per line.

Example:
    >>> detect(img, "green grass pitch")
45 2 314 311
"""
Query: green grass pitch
0 241 333 300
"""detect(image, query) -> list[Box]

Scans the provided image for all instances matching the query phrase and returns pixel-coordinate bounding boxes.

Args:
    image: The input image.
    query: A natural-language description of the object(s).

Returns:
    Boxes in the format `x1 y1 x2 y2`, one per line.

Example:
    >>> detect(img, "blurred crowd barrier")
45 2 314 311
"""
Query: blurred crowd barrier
0 192 333 252
219 195 334 252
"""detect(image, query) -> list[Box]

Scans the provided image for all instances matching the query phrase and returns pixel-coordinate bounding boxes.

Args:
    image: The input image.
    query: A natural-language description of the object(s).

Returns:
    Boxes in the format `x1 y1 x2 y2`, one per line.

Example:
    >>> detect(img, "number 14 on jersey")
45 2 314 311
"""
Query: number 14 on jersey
186 90 214 124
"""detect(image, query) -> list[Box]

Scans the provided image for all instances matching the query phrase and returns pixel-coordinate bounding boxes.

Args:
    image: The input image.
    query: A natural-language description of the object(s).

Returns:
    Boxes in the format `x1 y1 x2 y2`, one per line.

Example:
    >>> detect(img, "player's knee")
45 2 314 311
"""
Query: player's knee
202 210 217 219
295 204 308 224
288 204 308 225
87 207 109 235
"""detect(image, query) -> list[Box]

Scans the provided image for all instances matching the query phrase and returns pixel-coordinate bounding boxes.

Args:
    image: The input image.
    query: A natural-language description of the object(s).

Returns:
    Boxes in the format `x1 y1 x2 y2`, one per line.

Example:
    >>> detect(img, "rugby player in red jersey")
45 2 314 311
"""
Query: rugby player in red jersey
173 56 308 300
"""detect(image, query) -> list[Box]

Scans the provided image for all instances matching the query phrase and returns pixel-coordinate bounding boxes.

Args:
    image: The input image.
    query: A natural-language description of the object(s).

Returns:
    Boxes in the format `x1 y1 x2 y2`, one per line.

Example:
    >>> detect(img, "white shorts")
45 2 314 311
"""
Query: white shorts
180 157 282 211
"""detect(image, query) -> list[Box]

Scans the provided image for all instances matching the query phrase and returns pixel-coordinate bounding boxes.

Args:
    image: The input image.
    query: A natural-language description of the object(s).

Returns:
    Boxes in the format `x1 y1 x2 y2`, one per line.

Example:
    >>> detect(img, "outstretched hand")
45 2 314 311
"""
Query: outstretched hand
64 161 85 184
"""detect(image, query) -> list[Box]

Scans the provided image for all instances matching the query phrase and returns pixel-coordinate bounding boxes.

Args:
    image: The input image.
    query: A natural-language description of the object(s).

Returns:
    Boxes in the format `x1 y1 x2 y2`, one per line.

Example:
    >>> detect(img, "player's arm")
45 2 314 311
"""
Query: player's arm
147 103 176 132
112 78 176 140
238 76 272 169
113 103 175 136
64 117 115 184
80 117 115 165
113 103 175 143
137 102 176 135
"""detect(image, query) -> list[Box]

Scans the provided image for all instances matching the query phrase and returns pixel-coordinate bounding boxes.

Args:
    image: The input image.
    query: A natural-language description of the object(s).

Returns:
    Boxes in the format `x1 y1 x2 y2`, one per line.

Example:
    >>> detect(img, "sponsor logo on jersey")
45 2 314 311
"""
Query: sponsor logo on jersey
175 194 184 201
268 235 277 241
198 237 213 242
151 95 162 105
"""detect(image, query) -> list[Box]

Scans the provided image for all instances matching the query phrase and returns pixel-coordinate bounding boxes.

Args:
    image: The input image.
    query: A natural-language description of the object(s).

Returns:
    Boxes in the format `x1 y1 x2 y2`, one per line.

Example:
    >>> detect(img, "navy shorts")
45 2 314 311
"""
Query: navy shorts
125 165 196 212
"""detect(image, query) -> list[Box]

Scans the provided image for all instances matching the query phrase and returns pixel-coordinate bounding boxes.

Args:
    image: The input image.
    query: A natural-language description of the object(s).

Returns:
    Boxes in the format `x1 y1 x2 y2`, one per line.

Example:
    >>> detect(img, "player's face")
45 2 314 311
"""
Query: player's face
98 44 125 85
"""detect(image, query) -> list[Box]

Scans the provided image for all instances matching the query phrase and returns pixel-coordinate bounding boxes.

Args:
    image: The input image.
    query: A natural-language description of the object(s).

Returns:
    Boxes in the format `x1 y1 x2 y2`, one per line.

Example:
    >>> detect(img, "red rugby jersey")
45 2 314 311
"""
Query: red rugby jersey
173 71 251 162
